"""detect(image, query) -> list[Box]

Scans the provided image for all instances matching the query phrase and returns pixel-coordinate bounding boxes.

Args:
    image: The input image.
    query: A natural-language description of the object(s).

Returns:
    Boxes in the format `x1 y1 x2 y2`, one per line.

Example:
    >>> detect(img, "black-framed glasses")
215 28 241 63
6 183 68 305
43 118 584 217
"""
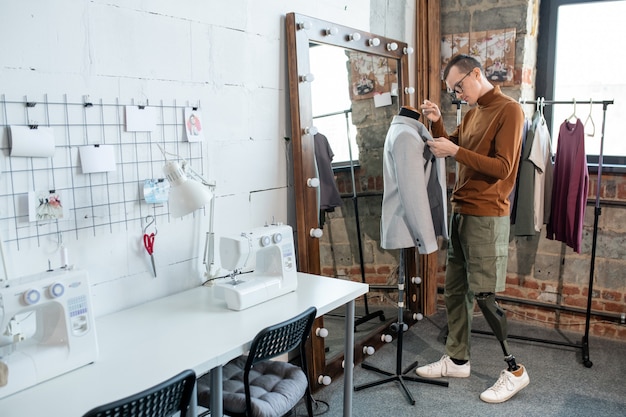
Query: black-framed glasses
450 69 474 95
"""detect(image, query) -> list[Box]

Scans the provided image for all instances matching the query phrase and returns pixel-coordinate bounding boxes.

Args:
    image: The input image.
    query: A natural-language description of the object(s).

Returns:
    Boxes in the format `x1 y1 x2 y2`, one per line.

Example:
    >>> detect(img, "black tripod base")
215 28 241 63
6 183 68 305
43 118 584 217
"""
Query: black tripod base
355 361 449 405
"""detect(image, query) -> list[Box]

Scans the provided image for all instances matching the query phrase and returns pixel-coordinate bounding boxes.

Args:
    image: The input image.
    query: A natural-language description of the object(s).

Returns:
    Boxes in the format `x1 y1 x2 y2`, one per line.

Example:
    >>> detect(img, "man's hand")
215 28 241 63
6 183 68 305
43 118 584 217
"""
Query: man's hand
426 137 459 158
420 99 441 122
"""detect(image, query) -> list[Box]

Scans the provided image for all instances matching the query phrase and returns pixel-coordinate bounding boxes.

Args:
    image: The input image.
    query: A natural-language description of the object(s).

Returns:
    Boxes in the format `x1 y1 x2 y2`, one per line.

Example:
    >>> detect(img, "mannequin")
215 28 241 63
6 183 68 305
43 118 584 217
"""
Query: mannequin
380 105 447 253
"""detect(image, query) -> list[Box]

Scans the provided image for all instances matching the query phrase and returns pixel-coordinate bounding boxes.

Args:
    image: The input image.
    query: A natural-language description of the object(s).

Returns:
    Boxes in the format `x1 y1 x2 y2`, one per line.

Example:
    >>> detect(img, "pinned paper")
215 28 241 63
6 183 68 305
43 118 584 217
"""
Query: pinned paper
125 106 157 132
373 92 392 108
9 126 55 157
184 108 205 142
143 179 170 204
28 190 69 222
79 145 116 173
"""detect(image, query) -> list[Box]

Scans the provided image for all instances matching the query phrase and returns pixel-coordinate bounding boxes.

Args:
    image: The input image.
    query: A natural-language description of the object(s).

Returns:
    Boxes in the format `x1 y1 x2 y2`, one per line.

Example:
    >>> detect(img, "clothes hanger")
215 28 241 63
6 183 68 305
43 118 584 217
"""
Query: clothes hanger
567 98 578 123
584 99 596 137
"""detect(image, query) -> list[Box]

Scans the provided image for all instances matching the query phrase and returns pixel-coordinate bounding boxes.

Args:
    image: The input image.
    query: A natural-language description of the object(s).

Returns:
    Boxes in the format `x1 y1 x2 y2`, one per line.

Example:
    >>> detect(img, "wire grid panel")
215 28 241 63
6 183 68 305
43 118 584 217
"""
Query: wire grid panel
0 94 205 250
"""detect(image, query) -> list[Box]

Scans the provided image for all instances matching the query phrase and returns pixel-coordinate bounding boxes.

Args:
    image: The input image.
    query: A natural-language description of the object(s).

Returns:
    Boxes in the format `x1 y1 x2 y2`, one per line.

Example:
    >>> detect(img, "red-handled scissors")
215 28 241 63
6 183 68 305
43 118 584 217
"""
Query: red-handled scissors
143 216 157 277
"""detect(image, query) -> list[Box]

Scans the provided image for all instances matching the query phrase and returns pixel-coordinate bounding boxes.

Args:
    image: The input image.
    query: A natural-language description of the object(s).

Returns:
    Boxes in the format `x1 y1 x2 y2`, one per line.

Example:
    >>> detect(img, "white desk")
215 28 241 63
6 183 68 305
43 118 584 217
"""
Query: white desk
0 273 367 417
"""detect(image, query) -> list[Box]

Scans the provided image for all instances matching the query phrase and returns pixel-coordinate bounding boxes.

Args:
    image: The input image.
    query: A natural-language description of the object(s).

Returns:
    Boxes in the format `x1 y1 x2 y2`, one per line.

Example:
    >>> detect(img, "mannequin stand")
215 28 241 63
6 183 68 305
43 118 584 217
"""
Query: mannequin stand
354 249 448 405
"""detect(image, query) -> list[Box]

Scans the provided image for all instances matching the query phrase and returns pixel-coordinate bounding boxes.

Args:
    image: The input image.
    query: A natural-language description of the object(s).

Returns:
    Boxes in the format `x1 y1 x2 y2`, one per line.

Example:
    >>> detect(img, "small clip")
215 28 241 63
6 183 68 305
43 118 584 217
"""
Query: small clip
94 144 100 148
28 124 39 130
49 189 56 194
26 102 36 108
192 100 200 111
83 95 93 108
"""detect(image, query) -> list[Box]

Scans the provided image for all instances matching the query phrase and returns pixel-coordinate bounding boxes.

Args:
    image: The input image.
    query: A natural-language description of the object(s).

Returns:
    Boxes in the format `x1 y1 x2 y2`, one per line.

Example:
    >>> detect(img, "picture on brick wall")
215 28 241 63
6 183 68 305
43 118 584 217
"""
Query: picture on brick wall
348 51 398 101
441 28 516 87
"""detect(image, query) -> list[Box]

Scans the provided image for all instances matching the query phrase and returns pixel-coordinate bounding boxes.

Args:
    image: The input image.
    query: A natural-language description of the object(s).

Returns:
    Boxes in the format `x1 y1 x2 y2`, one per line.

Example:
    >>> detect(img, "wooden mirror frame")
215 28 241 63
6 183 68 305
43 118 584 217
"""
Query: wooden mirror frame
286 12 412 387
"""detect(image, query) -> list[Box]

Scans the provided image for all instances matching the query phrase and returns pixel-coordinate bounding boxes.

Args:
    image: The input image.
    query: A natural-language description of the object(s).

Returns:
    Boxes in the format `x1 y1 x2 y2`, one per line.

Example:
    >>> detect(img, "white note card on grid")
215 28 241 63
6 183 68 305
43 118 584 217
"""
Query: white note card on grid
79 145 116 173
125 105 157 132
9 125 56 157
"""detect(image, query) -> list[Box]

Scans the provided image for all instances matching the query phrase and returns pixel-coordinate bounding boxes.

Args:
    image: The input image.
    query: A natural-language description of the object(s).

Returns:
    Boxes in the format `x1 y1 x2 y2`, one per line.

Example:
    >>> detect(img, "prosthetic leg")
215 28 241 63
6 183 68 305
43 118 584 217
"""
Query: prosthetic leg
475 292 519 371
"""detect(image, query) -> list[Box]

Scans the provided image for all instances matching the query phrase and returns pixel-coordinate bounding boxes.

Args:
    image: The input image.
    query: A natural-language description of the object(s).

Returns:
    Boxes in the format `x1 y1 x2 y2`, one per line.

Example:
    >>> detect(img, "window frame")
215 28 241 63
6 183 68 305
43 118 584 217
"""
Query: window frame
536 0 623 172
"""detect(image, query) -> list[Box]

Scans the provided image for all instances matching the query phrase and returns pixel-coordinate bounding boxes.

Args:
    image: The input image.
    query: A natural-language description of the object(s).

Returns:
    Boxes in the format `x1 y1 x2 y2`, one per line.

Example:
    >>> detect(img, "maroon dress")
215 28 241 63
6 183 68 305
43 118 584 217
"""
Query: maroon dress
546 119 588 253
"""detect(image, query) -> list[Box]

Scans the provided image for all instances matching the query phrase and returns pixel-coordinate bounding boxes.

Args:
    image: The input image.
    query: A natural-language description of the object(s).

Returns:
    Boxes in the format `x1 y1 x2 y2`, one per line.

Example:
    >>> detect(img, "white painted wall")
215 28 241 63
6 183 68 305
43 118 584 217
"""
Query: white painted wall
0 0 412 316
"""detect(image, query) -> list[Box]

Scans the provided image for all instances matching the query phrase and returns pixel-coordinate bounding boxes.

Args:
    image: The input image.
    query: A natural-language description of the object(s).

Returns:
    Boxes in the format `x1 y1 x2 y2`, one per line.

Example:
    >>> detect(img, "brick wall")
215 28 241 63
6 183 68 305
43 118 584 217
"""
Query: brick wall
435 0 626 341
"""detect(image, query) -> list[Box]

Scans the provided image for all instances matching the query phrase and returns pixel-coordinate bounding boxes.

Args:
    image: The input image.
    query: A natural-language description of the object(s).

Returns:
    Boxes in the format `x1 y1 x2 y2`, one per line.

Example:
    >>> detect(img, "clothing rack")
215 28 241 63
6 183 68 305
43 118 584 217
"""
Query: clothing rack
474 98 614 368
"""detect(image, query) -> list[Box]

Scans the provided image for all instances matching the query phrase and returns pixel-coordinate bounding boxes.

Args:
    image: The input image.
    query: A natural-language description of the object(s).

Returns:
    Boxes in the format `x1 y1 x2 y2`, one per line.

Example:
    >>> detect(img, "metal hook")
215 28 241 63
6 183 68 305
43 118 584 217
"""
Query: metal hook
143 215 157 235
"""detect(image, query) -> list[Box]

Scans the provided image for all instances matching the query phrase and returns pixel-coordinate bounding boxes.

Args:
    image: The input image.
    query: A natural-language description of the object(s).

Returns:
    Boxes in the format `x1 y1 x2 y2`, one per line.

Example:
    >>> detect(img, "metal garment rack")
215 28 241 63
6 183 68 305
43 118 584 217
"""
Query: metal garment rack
473 98 614 368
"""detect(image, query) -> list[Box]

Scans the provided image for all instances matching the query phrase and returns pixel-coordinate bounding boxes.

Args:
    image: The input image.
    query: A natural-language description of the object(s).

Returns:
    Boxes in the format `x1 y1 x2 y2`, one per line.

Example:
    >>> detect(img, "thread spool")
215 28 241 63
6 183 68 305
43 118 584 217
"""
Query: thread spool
60 245 69 268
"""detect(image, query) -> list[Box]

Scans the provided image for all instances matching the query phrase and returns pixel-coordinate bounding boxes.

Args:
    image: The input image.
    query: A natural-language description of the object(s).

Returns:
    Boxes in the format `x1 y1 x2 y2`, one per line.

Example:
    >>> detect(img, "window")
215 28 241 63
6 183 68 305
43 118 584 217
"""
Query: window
537 0 626 167
309 44 358 167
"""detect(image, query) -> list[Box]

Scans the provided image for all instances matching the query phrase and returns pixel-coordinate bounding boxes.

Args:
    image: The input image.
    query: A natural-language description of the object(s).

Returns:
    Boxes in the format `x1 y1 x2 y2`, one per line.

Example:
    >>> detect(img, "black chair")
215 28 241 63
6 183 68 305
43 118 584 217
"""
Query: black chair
82 369 196 417
197 306 317 417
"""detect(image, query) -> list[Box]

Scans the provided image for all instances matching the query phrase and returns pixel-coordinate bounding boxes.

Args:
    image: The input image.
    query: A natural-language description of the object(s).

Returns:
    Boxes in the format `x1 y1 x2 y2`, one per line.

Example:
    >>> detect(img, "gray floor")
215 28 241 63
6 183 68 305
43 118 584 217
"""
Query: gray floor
296 309 626 417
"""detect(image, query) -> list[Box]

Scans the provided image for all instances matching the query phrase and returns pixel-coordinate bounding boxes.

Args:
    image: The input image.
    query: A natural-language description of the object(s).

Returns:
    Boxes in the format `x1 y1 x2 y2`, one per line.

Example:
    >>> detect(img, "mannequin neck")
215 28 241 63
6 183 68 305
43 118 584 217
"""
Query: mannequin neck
399 106 421 120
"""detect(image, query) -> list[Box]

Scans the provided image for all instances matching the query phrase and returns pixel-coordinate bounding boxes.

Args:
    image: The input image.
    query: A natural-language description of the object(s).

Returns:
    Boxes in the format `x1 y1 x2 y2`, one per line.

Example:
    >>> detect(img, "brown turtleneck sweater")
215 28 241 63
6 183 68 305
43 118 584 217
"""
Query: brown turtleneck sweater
431 86 524 216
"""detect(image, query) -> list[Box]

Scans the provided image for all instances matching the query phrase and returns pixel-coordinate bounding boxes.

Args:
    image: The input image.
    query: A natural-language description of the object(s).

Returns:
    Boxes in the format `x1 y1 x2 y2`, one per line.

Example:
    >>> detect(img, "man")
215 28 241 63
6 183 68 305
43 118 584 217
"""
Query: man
417 54 529 403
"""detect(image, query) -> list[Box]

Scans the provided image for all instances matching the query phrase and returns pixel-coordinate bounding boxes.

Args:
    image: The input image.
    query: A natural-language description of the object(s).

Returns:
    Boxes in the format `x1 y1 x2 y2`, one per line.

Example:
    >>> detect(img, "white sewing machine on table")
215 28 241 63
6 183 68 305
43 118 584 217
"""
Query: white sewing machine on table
214 223 298 310
0 268 98 399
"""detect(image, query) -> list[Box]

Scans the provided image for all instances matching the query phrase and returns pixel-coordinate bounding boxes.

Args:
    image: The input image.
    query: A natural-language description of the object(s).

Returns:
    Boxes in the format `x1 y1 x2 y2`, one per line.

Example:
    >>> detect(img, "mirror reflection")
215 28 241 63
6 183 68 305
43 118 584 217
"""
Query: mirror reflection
310 44 402 360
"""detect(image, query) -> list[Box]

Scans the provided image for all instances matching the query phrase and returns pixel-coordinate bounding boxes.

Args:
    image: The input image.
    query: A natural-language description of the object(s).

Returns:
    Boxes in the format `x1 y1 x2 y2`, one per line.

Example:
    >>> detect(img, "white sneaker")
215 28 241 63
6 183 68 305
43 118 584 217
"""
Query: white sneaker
480 365 530 403
415 355 470 378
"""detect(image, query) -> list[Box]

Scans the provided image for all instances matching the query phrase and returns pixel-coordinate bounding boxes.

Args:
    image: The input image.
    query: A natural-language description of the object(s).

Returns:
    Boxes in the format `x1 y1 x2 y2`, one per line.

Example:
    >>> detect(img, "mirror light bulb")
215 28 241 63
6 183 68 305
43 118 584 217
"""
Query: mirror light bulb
386 42 398 51
403 46 414 55
297 21 312 30
303 125 318 135
316 327 329 338
299 73 315 83
368 38 380 47
318 375 332 386
307 178 320 188
348 32 361 41
324 27 339 36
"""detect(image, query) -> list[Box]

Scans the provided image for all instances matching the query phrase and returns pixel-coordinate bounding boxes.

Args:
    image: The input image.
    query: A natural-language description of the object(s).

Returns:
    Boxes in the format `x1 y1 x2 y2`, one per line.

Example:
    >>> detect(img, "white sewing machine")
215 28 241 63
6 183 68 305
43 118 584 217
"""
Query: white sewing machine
214 223 298 310
0 268 98 399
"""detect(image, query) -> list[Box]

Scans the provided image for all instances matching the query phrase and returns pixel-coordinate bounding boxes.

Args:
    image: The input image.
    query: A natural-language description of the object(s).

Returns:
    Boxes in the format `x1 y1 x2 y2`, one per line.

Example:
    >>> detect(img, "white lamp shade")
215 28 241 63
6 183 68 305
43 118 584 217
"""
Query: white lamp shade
163 161 213 217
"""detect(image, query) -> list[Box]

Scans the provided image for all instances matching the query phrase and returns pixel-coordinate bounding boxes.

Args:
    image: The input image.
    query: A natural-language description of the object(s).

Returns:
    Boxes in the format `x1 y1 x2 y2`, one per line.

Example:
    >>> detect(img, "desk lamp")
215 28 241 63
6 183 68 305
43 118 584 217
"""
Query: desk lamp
160 145 218 280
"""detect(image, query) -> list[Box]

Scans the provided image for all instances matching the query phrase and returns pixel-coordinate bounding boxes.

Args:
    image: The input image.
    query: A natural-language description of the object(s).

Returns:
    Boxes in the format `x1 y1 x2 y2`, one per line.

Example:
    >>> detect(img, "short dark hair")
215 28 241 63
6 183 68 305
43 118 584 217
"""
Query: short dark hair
443 54 483 80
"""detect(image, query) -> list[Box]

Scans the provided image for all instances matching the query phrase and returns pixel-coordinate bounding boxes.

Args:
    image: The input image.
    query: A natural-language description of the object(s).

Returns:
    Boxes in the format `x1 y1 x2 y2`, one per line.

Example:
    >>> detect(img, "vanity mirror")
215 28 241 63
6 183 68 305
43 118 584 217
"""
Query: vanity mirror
286 12 421 387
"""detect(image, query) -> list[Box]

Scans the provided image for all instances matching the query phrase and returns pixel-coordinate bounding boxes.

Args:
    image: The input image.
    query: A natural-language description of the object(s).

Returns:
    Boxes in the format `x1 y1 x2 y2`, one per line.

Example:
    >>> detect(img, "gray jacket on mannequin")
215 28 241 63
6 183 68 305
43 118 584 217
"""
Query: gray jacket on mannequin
380 115 448 253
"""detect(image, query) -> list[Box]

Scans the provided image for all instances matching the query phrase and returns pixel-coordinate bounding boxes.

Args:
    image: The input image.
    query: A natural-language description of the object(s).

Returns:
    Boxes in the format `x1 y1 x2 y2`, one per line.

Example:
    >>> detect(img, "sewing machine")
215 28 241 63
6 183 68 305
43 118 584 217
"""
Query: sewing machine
214 223 298 310
0 268 98 399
